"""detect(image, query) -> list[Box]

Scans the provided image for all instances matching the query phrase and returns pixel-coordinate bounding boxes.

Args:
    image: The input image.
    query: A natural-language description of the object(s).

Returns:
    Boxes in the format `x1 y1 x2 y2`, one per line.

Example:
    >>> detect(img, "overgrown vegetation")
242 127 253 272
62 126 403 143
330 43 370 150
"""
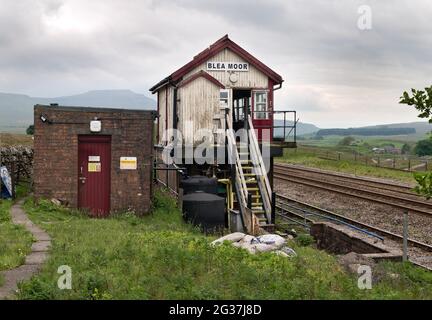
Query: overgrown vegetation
14 189 432 299
0 196 34 286
277 148 416 184
400 85 432 198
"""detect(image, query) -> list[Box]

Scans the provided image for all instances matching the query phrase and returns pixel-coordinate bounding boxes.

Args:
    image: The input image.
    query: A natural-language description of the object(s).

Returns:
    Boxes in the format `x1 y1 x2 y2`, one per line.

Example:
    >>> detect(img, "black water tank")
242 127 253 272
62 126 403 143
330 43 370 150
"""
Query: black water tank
180 175 218 195
183 192 225 232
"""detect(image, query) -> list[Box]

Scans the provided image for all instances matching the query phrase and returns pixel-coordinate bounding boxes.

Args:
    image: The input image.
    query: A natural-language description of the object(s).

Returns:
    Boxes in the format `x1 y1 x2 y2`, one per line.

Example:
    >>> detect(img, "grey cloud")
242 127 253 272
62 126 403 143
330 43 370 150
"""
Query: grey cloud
0 0 430 126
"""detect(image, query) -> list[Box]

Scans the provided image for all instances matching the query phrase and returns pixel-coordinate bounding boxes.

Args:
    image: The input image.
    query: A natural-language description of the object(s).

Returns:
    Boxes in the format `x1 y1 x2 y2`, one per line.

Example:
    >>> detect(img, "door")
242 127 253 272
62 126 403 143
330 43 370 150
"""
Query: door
252 90 272 142
78 135 111 217
232 89 251 131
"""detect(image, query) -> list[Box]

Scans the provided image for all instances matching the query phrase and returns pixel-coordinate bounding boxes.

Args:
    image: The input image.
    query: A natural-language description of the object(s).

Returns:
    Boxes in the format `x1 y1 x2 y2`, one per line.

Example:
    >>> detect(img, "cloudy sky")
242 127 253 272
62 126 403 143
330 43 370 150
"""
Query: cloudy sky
0 0 431 127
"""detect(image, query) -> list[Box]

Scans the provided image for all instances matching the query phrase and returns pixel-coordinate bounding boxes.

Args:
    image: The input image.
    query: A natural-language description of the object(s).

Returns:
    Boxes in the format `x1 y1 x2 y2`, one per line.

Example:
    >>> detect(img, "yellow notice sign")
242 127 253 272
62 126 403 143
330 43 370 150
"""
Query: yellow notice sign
120 157 137 170
88 163 101 172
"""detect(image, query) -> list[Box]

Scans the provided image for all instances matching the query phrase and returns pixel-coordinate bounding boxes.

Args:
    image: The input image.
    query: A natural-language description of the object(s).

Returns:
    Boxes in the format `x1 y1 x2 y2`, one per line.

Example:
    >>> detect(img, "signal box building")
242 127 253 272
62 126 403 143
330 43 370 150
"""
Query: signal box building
151 35 297 234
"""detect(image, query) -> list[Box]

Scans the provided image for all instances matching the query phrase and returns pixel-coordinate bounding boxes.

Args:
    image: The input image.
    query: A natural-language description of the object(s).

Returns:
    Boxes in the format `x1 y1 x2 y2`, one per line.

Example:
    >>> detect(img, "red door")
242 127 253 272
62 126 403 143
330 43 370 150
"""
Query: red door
252 90 273 142
78 135 111 217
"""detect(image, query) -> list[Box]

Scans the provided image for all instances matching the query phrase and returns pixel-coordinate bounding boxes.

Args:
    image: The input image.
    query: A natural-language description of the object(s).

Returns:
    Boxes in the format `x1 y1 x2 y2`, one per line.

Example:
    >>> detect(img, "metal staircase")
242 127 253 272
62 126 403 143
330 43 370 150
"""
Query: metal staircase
226 113 275 235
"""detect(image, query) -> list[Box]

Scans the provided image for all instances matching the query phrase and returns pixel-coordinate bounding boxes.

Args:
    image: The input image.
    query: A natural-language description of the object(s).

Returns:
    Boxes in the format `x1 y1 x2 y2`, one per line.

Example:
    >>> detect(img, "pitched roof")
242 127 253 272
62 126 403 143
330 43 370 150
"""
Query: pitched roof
177 70 225 89
150 35 283 93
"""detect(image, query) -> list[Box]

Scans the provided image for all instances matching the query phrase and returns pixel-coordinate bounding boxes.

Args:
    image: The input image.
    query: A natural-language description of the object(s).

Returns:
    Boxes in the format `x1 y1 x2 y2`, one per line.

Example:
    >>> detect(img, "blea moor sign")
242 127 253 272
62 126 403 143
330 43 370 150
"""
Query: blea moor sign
207 61 249 72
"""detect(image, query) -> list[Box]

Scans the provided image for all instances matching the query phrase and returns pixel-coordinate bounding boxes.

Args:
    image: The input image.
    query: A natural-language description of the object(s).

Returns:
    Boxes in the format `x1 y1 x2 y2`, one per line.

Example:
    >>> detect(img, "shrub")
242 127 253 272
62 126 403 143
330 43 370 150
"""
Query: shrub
295 234 315 247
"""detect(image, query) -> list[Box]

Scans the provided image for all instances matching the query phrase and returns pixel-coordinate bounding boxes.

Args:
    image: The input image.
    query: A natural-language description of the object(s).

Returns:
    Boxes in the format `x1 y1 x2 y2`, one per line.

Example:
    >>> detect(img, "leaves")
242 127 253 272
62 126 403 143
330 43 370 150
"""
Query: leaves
413 172 432 200
400 85 432 120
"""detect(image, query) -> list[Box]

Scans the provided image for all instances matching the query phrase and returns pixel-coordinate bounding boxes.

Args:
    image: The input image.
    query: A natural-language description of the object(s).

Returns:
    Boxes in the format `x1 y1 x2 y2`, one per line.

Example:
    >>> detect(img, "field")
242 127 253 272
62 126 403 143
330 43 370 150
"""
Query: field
277 147 417 184
0 133 33 147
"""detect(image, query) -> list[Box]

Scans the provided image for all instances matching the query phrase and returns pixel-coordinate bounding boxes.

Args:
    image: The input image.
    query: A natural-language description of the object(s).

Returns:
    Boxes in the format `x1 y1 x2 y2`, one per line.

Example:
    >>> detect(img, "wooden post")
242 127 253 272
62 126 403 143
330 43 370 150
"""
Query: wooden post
271 192 276 225
403 211 408 262
408 158 411 171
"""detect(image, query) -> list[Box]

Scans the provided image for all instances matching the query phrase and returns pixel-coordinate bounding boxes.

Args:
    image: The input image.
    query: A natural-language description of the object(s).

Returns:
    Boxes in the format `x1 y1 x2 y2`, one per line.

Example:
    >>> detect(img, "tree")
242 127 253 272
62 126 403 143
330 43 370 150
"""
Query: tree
400 85 432 198
414 139 432 156
26 125 34 135
401 143 411 155
400 86 432 121
338 136 355 146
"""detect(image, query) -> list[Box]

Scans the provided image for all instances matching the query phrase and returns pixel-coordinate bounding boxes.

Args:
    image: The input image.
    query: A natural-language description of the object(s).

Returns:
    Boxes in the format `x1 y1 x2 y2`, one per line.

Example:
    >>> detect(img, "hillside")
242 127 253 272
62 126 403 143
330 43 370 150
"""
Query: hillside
274 120 319 137
0 90 156 133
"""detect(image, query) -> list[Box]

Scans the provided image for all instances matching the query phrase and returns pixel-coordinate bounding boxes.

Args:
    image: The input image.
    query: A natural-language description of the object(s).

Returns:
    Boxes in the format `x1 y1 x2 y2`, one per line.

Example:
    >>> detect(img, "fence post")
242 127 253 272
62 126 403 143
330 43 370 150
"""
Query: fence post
403 211 408 262
393 156 396 169
408 158 411 171
271 192 276 225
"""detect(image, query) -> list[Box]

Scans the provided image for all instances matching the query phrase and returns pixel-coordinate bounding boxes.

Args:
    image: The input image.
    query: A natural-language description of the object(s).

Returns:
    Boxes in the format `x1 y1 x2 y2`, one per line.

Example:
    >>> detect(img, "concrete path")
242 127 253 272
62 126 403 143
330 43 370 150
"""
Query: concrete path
0 200 51 299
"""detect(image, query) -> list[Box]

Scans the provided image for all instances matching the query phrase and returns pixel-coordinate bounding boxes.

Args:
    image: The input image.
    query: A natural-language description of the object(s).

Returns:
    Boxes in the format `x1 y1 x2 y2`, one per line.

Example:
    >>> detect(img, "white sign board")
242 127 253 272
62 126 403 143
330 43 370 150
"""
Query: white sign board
120 157 137 170
207 61 249 72
88 156 100 162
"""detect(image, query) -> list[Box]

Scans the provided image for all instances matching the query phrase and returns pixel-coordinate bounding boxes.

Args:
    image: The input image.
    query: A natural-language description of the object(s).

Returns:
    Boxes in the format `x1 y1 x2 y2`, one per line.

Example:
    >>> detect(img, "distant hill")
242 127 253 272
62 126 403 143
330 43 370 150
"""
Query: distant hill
274 120 319 137
316 127 416 137
0 90 156 133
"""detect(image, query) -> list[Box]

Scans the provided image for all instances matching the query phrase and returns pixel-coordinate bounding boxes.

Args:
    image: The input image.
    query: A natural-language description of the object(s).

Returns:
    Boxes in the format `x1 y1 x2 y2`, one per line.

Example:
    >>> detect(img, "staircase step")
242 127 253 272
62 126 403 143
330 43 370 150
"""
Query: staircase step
247 188 259 191
244 173 256 177
251 195 261 198
245 180 257 184
252 209 265 214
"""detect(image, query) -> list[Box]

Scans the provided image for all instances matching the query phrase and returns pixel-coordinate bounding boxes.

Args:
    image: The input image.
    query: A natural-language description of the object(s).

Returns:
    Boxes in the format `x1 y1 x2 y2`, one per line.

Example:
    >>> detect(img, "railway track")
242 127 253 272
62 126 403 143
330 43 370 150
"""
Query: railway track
274 164 432 217
275 194 432 271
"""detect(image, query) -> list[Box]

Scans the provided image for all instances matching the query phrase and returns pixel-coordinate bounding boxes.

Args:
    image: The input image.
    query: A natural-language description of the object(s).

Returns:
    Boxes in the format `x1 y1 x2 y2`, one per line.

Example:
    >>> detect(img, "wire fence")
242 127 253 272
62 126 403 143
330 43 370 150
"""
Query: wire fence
294 145 430 172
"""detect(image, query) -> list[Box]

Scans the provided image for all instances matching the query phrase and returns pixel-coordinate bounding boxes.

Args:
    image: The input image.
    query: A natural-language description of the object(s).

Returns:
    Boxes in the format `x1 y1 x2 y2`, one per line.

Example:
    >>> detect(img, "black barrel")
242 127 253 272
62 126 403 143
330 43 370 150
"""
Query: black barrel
182 192 225 232
180 175 218 195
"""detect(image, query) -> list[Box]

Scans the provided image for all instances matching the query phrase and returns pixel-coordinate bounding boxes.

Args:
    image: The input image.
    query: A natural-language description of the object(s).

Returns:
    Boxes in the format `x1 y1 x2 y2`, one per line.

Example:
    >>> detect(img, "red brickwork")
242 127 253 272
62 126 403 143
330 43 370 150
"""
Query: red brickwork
33 105 155 215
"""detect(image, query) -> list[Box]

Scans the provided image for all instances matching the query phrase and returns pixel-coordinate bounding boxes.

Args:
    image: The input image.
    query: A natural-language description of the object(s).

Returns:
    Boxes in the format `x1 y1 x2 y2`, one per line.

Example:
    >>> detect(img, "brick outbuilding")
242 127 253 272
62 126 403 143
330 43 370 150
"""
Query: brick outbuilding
33 105 156 216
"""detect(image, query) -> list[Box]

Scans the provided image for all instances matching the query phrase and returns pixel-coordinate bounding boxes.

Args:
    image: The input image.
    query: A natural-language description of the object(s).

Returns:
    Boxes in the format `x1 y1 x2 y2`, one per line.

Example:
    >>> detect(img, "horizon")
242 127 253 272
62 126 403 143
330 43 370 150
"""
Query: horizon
1 88 431 131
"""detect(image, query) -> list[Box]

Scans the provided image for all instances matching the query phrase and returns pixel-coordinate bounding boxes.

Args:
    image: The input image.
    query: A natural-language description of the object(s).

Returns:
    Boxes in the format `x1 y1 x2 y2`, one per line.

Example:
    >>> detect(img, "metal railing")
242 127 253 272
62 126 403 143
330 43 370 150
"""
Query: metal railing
250 110 297 144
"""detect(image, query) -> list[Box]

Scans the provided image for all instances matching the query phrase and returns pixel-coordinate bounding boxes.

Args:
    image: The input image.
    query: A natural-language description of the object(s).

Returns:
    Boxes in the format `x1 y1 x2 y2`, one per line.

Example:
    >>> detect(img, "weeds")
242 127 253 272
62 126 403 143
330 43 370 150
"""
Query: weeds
13 189 432 300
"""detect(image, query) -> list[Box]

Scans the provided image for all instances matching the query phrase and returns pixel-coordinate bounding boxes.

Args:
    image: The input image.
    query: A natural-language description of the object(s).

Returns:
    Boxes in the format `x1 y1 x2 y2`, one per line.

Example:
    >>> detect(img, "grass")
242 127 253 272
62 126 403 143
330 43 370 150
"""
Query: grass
0 133 33 147
299 134 423 150
13 189 432 300
277 148 417 184
0 195 34 286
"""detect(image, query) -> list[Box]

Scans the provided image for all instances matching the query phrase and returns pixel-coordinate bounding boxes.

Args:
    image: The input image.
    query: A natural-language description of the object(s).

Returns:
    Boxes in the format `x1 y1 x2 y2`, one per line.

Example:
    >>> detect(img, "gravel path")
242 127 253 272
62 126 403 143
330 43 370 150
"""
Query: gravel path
0 200 51 299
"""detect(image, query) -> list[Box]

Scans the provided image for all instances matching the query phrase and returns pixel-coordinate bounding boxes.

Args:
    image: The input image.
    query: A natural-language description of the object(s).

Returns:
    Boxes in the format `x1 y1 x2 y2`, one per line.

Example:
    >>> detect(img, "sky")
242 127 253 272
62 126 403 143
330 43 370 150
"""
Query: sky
0 0 431 128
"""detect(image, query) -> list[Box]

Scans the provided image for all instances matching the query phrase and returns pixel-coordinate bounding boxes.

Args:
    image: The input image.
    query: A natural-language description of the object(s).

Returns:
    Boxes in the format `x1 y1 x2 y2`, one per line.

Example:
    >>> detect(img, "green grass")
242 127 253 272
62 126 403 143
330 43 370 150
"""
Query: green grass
14 189 432 300
278 148 416 184
0 198 34 286
299 134 423 150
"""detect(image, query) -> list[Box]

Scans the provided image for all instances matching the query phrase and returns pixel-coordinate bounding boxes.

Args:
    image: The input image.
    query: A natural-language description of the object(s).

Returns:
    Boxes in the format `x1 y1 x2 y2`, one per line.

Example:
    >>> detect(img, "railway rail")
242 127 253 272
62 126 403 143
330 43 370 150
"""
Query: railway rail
274 164 432 217
275 194 432 271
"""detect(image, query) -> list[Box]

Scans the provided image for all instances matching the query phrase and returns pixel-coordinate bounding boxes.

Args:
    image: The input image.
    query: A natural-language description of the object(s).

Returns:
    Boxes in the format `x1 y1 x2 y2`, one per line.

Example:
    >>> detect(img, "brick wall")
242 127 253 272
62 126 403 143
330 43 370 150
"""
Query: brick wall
33 105 155 215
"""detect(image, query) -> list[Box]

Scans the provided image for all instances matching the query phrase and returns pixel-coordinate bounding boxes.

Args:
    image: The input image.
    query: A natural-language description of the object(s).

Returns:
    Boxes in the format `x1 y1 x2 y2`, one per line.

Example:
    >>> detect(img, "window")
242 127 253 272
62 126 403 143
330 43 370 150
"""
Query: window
254 91 268 119
220 89 229 108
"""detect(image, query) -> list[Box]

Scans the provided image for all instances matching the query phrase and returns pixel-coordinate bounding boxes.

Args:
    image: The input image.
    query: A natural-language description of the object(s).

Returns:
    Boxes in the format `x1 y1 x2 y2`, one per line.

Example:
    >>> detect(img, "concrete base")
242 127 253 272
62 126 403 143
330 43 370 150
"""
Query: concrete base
310 222 402 262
